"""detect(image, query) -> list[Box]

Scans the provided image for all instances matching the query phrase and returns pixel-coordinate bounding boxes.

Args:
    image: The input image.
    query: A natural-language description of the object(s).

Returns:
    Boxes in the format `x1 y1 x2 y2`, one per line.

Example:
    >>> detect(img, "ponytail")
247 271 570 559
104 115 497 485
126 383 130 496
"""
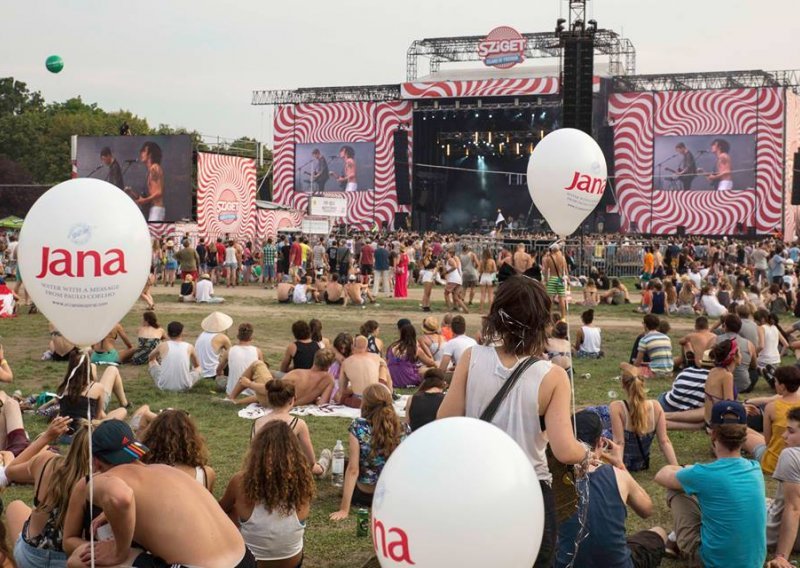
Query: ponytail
624 374 649 435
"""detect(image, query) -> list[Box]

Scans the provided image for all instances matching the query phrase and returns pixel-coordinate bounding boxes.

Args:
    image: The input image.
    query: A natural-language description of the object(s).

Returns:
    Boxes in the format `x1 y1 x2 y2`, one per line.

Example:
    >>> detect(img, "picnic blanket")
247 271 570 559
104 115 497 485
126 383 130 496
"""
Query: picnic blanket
238 395 410 421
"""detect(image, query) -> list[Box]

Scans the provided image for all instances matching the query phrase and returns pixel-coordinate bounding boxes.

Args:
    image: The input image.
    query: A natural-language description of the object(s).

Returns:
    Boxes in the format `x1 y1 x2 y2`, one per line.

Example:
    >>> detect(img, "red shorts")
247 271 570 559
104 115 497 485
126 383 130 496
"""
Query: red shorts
5 428 30 456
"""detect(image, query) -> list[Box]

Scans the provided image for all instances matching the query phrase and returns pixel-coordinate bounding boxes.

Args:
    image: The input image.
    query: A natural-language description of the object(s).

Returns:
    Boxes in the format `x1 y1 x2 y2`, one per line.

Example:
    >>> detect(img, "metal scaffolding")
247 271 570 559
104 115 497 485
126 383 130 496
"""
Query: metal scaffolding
613 69 800 93
405 28 635 81
251 84 401 105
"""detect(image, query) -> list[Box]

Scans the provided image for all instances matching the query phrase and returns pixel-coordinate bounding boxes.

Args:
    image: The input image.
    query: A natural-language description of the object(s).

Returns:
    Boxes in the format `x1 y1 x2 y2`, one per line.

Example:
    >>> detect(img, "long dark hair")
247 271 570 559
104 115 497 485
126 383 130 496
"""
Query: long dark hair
392 324 418 362
57 351 91 401
482 275 551 356
309 319 323 343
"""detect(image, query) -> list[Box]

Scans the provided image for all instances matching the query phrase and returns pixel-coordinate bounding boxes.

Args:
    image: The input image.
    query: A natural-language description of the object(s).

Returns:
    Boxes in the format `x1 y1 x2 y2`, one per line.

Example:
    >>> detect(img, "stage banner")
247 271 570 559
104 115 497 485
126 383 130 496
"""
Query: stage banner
310 195 347 217
302 216 330 235
197 153 257 241
76 135 192 223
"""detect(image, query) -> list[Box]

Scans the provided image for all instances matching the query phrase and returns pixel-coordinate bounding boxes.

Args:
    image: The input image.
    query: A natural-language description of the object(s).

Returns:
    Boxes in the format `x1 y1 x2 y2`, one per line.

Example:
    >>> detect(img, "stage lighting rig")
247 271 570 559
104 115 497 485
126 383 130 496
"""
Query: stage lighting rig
555 18 566 37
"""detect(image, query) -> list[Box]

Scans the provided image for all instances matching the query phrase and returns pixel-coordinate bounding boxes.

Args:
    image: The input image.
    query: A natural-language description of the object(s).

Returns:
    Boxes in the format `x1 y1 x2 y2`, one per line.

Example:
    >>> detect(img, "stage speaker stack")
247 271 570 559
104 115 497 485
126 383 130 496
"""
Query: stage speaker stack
393 130 411 206
561 34 594 135
791 150 800 205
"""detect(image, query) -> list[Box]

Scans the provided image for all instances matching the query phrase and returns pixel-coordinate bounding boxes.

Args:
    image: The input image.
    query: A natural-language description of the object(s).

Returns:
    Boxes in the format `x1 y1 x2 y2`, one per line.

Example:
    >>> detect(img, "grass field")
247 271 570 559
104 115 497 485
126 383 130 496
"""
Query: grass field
0 283 789 567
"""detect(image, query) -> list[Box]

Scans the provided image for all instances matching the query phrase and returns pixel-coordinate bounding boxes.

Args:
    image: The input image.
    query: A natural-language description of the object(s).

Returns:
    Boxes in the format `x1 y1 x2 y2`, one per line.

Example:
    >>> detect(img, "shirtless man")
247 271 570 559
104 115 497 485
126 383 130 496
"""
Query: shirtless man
676 316 716 368
276 277 295 303
63 420 255 568
512 243 533 274
324 273 345 304
543 242 569 320
707 138 733 191
334 145 358 191
336 336 391 407
344 275 375 306
271 349 335 405
136 141 166 222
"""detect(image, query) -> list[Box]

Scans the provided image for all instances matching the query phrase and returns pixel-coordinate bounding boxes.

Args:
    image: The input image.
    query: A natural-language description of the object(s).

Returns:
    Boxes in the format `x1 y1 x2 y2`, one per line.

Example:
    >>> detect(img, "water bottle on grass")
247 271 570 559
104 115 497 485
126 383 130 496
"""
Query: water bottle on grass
332 439 345 487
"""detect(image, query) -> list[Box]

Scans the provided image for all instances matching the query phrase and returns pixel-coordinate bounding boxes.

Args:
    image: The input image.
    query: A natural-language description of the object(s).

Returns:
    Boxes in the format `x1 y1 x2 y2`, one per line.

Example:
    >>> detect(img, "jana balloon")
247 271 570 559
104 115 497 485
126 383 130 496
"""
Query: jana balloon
527 128 607 237
372 417 544 567
17 179 151 346
45 55 64 74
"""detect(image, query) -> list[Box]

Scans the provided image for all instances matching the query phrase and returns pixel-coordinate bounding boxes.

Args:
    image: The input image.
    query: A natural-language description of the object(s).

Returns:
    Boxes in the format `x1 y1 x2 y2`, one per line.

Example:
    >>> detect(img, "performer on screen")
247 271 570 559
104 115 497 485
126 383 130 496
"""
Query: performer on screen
310 148 329 194
100 146 125 190
136 141 166 221
674 142 697 190
333 145 357 192
707 138 733 191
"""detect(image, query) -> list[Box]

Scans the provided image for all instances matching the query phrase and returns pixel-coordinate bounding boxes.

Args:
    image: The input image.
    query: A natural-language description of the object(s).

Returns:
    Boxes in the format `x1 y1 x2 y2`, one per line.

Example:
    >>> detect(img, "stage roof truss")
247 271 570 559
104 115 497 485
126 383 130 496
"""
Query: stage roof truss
251 84 401 105
613 70 800 94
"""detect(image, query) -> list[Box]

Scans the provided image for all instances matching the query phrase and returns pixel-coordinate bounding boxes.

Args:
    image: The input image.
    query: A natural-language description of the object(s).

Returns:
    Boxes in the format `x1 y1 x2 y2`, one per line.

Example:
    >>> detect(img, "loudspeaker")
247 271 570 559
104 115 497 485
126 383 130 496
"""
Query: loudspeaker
394 130 411 205
676 226 686 237
791 151 800 205
562 35 594 134
747 226 757 238
394 212 409 230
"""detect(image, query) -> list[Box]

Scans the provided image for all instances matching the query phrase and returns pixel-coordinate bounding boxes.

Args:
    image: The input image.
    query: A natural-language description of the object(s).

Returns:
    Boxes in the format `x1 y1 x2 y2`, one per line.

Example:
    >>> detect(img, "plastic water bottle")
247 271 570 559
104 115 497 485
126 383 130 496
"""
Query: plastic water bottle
332 440 345 487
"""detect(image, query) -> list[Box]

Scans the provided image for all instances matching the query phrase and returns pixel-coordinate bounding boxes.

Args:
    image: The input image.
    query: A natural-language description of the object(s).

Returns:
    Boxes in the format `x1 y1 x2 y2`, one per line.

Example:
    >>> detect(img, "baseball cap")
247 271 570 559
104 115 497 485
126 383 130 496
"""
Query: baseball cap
92 420 148 465
710 401 747 426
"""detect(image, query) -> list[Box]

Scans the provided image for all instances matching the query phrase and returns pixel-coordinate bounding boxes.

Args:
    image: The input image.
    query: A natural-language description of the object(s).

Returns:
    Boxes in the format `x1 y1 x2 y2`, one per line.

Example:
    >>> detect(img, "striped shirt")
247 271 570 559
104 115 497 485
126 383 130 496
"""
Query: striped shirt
664 367 709 410
638 332 673 373
262 244 276 266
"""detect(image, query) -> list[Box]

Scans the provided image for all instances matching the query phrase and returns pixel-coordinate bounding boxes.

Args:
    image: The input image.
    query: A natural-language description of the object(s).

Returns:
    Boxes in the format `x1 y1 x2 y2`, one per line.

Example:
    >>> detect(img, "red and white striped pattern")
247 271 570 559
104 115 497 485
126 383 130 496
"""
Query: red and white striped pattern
197 152 257 241
148 224 175 240
401 77 559 99
785 91 800 241
609 88 785 235
273 101 413 229
256 209 305 241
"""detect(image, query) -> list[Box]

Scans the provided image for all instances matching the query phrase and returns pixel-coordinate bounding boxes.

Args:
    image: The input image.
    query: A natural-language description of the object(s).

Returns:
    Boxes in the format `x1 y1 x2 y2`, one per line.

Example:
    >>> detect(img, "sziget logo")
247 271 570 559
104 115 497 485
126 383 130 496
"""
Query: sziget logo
372 516 415 564
564 171 607 195
217 189 239 225
36 247 127 279
478 26 527 69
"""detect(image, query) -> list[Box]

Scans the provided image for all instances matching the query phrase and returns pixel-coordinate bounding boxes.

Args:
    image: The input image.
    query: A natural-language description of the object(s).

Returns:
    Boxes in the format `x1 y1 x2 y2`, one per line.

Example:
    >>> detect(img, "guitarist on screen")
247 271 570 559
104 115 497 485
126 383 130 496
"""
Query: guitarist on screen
674 142 697 190
310 148 329 194
332 145 358 192
706 138 733 191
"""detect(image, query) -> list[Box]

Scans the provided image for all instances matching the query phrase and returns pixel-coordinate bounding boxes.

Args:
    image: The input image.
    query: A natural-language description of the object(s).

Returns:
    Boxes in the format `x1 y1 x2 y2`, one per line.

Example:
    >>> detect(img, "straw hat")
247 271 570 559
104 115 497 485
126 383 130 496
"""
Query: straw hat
201 312 233 333
422 316 440 333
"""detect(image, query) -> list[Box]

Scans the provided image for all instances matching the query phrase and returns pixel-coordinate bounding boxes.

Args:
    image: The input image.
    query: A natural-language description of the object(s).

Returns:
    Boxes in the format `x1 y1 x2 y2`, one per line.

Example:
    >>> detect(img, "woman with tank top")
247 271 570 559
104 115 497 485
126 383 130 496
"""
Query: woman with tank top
545 320 572 375
56 352 129 438
405 369 447 431
5 418 85 568
419 316 445 364
139 409 217 492
438 275 589 567
755 309 788 369
309 319 331 350
279 321 320 375
252 380 330 477
574 309 602 358
609 365 678 471
163 240 178 286
220 420 314 568
478 247 497 314
359 320 383 355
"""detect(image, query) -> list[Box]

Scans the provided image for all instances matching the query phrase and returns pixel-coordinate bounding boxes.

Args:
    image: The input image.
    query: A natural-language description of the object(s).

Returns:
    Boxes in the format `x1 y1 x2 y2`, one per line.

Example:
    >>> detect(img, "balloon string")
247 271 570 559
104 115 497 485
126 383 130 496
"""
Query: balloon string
84 347 95 568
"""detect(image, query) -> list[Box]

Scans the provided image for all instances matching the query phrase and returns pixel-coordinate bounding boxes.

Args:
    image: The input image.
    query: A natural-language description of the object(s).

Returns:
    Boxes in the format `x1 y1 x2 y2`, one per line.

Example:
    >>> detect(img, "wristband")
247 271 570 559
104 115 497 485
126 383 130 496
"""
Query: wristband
774 552 786 560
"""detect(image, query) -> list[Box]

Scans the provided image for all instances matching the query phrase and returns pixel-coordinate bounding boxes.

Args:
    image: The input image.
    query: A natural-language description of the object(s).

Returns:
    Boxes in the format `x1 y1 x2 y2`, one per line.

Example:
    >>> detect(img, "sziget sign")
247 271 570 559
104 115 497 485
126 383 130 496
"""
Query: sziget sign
478 26 527 69
310 196 347 217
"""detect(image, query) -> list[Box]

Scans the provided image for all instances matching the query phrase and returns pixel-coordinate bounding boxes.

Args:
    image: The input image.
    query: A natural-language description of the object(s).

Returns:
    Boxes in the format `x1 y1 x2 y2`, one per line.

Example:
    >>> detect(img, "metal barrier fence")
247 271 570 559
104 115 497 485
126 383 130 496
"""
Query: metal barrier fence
457 236 646 278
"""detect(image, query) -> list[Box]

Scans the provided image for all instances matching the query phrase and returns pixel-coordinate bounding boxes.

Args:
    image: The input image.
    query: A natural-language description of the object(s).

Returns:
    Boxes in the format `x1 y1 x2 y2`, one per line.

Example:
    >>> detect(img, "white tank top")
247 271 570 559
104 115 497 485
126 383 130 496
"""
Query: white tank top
239 504 304 561
226 345 259 395
158 341 194 391
195 331 222 378
579 326 602 354
446 259 462 284
758 324 781 365
225 246 237 264
464 345 551 482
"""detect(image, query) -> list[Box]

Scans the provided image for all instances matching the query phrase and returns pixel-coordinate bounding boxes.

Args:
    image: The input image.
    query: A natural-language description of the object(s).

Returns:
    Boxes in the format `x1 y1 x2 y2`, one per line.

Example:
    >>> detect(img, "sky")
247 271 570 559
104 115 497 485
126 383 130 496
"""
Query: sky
2 0 799 145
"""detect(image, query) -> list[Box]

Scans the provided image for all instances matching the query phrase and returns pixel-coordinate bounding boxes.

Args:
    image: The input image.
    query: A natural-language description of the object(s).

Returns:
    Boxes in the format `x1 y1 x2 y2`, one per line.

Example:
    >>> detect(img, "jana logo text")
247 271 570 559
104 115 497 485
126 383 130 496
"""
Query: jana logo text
35 247 127 279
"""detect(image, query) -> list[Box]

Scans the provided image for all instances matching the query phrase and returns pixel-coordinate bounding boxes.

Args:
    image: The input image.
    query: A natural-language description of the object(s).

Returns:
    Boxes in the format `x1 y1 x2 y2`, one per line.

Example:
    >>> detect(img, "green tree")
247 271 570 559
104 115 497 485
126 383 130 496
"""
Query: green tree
0 78 44 117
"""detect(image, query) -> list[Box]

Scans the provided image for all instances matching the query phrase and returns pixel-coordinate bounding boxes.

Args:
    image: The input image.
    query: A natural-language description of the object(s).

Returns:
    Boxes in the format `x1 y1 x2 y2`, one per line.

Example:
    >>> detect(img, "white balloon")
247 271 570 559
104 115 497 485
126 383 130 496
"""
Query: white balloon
17 179 151 346
372 417 544 567
527 128 607 237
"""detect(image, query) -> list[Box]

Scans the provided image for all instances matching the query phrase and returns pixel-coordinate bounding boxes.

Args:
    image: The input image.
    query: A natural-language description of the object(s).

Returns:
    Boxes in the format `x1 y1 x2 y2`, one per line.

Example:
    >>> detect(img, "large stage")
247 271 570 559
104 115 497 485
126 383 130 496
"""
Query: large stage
254 26 800 238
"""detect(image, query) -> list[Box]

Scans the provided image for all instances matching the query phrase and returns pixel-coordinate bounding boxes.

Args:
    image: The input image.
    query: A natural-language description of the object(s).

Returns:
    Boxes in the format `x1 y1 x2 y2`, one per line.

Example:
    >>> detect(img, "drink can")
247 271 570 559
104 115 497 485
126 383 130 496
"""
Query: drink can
356 508 370 537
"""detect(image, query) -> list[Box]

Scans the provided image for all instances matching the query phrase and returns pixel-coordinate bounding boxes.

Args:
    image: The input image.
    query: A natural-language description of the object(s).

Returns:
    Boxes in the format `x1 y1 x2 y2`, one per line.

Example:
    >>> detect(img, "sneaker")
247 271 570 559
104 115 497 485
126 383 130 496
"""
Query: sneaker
665 532 679 558
317 449 332 478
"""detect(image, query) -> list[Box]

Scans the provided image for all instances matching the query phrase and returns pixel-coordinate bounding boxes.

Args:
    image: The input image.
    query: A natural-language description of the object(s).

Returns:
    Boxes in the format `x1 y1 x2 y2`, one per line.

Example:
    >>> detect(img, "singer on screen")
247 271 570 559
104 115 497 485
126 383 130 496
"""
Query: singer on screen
136 141 166 221
333 145 358 192
674 142 697 191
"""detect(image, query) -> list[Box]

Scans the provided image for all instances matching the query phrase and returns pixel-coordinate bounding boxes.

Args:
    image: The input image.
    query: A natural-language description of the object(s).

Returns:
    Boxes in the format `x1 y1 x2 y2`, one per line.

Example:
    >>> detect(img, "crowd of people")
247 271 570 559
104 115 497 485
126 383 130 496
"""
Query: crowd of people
3 228 800 566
